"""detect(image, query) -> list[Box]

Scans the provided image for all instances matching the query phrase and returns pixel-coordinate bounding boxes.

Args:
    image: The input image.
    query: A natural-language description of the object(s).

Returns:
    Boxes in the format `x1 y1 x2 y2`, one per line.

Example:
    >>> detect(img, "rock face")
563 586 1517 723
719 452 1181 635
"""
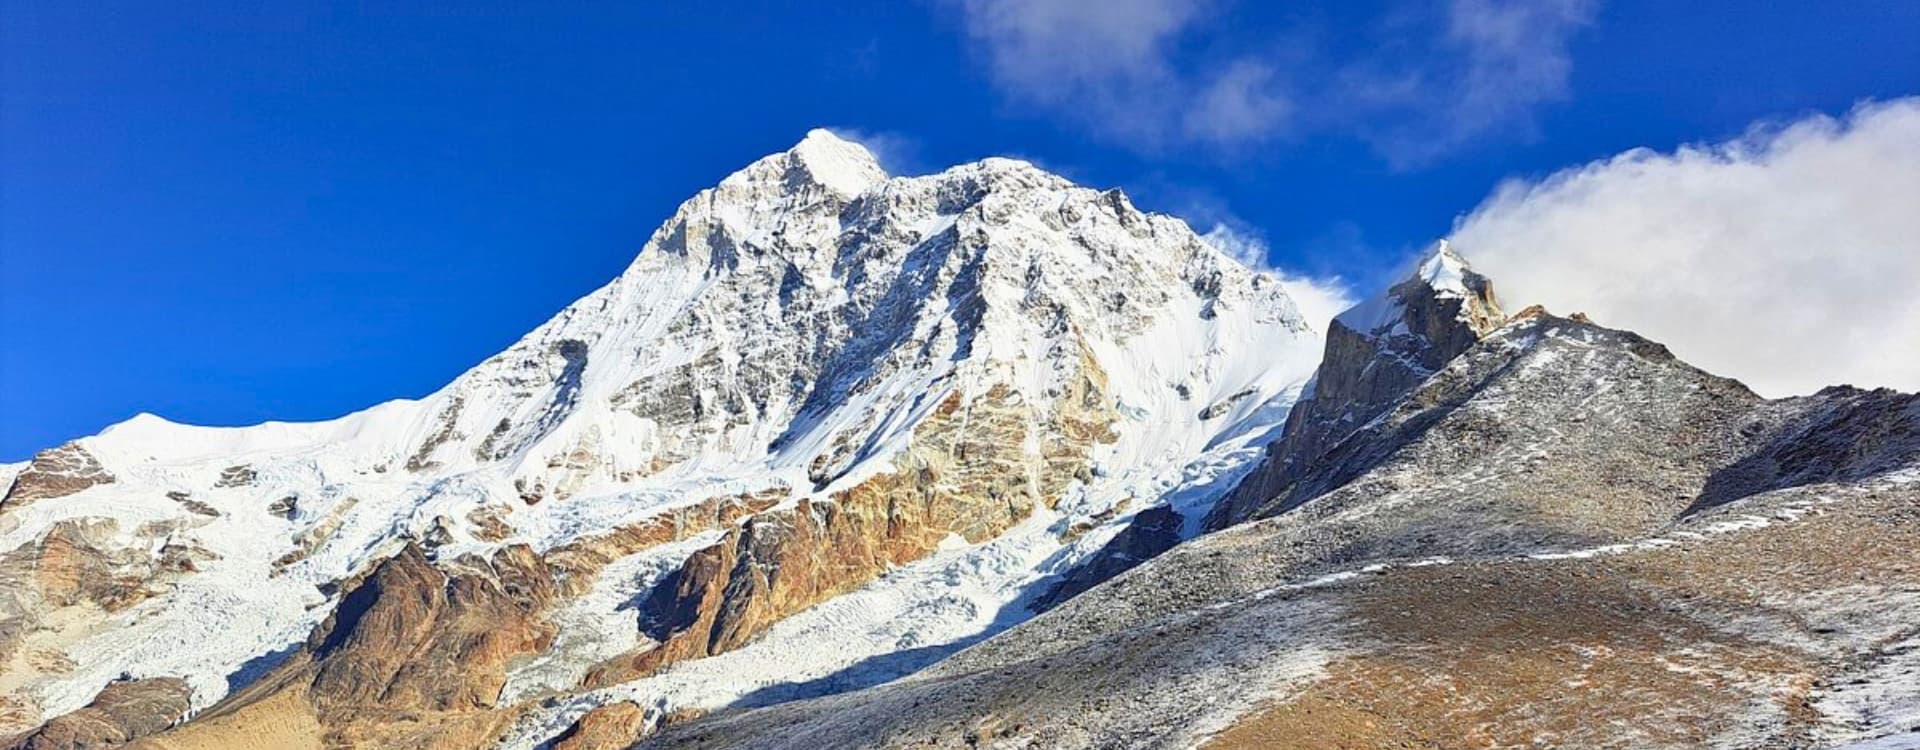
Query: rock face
133 542 562 749
1207 240 1503 529
306 544 556 714
548 702 648 750
1 445 115 513
0 519 214 738
0 131 1321 746
590 365 1119 686
3 678 190 750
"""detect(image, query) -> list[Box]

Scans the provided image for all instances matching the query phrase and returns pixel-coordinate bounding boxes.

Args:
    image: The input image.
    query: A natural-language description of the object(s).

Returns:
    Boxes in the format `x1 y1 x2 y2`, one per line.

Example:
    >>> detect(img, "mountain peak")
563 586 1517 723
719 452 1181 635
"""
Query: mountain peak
1417 239 1472 297
1208 240 1506 528
1335 240 1500 338
775 128 889 196
705 129 888 204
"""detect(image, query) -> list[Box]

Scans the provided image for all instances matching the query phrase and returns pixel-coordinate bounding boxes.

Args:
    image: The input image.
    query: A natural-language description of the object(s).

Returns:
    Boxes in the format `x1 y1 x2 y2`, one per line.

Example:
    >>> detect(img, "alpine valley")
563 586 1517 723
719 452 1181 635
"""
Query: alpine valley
3 132 1916 750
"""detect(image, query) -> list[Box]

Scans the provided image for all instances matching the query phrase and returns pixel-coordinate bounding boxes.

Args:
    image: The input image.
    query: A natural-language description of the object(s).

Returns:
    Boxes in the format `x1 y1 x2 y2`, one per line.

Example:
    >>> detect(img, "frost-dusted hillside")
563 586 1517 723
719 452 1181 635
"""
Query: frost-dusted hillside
0 131 1324 747
627 265 1920 750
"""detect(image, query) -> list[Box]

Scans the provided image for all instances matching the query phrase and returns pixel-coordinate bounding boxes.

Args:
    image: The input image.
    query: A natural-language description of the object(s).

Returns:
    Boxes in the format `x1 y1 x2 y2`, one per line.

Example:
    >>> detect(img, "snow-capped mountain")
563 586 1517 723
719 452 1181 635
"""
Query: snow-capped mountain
8 130 1917 750
0 131 1324 746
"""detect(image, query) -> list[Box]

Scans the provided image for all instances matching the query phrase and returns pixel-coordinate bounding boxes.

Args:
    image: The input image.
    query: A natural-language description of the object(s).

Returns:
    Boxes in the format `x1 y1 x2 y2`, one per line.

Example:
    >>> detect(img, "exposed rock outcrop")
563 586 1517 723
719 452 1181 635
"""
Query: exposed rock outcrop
1 445 115 514
1 518 215 738
306 544 556 713
587 361 1118 686
135 543 561 748
1207 241 1502 529
4 678 190 750
549 702 648 750
210 466 255 489
543 488 787 598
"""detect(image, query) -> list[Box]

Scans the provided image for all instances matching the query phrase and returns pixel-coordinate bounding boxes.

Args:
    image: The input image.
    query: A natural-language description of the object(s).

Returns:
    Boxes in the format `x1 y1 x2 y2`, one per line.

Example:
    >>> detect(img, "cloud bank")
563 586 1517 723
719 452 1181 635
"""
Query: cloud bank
1449 98 1920 397
949 0 1594 161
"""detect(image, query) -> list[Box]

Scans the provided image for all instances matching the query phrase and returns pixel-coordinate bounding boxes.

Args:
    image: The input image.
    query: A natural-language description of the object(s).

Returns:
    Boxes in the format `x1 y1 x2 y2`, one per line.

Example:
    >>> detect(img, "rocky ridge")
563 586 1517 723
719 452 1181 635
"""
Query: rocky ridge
631 299 1920 749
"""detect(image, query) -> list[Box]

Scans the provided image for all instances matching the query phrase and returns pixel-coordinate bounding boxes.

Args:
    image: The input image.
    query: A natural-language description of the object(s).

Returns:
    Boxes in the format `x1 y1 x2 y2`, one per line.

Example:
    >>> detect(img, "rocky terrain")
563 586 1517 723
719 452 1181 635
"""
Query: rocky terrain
630 281 1920 750
1 131 1915 749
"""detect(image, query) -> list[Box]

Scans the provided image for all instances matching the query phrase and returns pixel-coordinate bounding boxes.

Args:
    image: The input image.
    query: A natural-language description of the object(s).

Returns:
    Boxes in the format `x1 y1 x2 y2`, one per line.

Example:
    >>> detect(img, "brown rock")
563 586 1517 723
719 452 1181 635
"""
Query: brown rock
23 519 177 612
1 445 114 514
405 396 466 473
141 542 561 749
5 677 191 750
164 494 219 519
464 505 512 543
551 702 649 750
544 488 786 599
588 352 1117 686
307 543 555 713
1508 303 1551 322
0 520 215 737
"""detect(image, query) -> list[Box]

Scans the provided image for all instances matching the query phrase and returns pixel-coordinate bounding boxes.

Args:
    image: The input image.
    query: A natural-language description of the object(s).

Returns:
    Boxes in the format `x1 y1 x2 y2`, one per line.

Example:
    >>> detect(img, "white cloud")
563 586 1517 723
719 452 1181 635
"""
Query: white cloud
1183 60 1293 145
950 0 1291 149
1448 98 1920 397
947 0 1595 162
1276 272 1360 335
1448 0 1592 126
1200 223 1356 332
1340 0 1596 166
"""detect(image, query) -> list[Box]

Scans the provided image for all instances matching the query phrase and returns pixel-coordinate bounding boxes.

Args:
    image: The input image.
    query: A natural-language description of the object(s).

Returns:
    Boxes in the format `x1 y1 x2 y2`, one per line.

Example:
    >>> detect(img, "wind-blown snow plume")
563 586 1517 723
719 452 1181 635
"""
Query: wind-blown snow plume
1200 223 1354 332
1449 97 1920 396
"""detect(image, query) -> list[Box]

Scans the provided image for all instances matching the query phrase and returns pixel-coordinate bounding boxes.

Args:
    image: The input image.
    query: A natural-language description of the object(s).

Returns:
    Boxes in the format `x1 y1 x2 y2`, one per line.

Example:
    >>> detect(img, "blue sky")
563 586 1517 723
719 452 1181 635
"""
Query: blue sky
4 1 1917 460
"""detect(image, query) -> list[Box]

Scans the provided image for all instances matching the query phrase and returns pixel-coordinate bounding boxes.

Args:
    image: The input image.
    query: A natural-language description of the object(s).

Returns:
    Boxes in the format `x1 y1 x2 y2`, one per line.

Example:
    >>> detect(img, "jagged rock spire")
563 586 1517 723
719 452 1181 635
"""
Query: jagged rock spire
1206 241 1505 528
1332 239 1503 348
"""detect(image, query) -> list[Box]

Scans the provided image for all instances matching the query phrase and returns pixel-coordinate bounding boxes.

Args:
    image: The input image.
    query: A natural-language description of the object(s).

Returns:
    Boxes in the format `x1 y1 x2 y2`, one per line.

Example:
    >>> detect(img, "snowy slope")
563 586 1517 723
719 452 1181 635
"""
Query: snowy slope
0 130 1325 733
